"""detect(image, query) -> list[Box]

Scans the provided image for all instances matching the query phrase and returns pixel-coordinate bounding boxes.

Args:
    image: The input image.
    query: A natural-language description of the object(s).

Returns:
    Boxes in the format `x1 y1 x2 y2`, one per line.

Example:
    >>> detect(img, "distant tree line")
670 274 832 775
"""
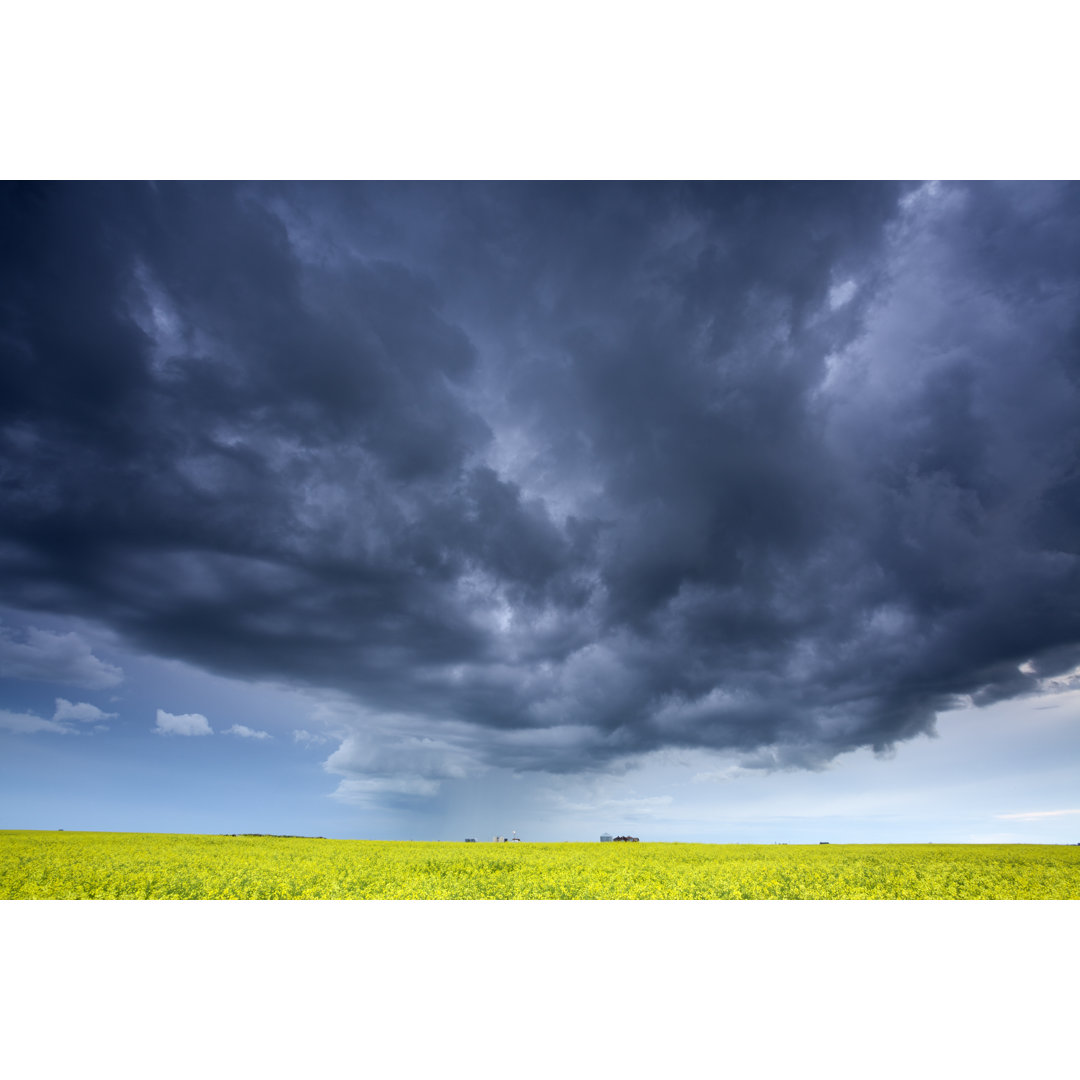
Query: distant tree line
222 833 327 839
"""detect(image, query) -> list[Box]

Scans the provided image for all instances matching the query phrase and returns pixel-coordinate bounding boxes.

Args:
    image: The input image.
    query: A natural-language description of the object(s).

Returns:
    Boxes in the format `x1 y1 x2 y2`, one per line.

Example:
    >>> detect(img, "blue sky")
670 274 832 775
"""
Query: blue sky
2 181 1079 843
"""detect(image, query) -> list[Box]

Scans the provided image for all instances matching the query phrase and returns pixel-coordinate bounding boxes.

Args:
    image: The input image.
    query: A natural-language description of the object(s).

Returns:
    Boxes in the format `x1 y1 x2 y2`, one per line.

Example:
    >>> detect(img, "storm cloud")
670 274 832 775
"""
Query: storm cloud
3 181 1079 789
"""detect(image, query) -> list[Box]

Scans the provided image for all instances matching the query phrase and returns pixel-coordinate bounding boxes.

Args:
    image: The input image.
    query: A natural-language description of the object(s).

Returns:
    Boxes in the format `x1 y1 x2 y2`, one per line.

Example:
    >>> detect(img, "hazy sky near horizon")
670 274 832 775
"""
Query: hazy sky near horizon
2 181 1079 842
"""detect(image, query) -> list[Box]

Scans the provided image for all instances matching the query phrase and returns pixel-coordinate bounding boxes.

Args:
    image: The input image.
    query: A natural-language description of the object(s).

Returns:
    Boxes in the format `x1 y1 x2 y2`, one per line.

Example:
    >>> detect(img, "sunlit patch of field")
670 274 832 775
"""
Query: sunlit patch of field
1 831 1077 899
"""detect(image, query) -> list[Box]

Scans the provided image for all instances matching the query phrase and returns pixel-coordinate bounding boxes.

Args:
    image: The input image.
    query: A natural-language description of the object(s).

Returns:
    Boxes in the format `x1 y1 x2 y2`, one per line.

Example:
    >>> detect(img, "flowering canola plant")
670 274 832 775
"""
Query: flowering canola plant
1 831 1077 899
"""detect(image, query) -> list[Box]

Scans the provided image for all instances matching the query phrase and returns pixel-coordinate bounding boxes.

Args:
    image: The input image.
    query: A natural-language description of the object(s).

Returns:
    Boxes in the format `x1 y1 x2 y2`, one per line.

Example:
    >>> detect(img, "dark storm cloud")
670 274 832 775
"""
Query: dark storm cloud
2 181 1079 782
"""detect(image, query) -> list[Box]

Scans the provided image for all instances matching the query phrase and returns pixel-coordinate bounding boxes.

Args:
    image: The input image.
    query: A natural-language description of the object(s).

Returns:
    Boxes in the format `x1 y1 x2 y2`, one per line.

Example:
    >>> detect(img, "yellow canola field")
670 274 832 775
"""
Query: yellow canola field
1 831 1077 899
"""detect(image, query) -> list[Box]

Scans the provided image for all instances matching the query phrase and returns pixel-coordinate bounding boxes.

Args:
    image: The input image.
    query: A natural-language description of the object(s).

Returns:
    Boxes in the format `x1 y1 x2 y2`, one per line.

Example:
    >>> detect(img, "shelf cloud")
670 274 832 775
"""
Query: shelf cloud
3 181 1079 782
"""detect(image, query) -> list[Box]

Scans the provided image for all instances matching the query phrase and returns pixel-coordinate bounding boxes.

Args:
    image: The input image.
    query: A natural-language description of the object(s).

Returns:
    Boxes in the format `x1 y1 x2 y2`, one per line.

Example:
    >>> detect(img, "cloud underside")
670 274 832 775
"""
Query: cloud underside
2 182 1080 784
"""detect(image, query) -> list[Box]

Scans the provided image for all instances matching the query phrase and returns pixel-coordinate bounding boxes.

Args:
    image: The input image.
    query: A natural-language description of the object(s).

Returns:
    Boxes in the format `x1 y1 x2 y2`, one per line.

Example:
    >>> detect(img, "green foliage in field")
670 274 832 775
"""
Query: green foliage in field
1 831 1077 899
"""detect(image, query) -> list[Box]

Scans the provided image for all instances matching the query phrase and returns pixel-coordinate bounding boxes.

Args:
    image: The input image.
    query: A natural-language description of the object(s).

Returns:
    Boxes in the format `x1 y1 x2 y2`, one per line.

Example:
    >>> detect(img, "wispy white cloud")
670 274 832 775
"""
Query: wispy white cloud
224 723 271 739
0 707 76 735
693 764 750 784
293 729 329 746
153 709 212 736
53 698 118 723
314 701 490 807
0 698 120 735
997 808 1080 821
331 776 441 803
0 624 123 688
542 789 674 818
325 731 475 782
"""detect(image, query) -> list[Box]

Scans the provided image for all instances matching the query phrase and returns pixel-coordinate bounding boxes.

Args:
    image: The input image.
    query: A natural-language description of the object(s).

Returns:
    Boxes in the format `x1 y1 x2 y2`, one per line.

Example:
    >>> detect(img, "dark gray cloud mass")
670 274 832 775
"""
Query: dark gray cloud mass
2 181 1079 777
